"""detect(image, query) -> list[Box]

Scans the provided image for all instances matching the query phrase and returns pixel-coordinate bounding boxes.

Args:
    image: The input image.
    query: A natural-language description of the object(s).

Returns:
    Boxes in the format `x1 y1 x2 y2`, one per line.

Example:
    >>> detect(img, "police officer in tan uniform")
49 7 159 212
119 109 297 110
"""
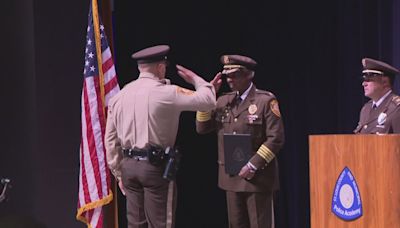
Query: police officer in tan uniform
105 45 216 228
196 55 284 228
354 58 400 134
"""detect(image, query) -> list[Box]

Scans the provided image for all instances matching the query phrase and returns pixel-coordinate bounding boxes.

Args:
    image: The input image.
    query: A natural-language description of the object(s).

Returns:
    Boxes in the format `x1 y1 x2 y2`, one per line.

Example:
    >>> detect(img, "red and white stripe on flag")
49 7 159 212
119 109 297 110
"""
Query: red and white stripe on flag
76 1 119 227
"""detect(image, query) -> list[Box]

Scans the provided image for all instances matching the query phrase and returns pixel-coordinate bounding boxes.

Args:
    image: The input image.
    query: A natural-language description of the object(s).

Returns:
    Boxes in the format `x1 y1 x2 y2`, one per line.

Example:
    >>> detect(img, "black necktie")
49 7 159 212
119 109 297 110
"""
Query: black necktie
236 96 242 106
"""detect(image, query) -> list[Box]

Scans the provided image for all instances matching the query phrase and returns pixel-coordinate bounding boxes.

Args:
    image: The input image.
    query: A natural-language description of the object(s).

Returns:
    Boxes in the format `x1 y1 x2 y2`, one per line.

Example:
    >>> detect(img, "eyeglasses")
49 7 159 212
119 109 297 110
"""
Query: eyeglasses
362 72 382 82
362 72 382 77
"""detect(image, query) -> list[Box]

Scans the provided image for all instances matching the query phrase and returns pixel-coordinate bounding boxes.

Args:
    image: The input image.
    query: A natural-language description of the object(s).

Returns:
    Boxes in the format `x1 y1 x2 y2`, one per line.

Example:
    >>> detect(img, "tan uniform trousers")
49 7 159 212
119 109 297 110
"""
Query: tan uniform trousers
226 191 274 228
121 158 176 228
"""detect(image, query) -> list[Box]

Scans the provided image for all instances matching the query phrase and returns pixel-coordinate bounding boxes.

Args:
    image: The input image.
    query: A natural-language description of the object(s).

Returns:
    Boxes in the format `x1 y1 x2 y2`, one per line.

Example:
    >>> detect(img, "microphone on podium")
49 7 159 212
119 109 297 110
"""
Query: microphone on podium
0 177 11 203
1 178 10 184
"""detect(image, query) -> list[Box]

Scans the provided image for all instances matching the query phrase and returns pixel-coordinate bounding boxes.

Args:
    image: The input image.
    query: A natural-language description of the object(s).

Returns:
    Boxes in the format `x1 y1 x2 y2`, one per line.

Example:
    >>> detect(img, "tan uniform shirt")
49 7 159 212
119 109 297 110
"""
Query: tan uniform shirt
105 72 216 179
354 92 400 134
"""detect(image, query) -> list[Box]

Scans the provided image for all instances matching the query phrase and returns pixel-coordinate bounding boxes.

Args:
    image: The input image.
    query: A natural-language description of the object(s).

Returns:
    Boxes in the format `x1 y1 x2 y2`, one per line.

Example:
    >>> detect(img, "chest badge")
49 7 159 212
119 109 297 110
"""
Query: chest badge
248 104 257 115
377 112 387 125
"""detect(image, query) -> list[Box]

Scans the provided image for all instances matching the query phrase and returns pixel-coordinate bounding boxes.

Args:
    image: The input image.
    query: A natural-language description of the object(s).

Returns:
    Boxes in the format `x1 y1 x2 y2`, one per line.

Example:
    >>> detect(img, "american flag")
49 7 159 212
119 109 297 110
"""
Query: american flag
76 1 119 227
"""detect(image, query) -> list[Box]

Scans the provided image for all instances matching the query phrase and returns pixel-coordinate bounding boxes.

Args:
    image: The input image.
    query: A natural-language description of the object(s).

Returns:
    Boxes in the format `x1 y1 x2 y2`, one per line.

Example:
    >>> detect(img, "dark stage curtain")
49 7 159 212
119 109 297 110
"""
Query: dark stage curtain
2 0 399 227
113 0 400 227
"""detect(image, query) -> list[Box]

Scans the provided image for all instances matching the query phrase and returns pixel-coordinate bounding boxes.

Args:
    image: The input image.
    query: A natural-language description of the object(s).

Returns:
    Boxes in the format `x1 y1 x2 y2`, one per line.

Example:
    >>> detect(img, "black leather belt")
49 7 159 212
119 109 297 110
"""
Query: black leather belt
122 148 148 159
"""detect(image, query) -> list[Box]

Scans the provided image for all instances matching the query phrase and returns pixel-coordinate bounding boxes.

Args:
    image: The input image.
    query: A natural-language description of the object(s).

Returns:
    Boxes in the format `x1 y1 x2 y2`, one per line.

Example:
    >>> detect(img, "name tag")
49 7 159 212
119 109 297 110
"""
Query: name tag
247 114 258 124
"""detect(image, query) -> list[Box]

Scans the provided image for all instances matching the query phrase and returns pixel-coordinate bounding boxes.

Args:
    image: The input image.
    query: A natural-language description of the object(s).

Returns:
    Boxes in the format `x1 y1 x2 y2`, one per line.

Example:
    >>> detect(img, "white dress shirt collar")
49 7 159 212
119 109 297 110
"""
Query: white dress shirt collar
373 90 392 108
237 82 253 101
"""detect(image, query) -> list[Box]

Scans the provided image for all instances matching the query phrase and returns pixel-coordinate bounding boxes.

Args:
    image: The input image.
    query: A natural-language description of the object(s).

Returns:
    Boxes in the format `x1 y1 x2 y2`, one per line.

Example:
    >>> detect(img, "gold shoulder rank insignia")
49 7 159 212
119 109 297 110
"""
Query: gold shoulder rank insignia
223 55 230 64
270 99 281 117
177 87 194 95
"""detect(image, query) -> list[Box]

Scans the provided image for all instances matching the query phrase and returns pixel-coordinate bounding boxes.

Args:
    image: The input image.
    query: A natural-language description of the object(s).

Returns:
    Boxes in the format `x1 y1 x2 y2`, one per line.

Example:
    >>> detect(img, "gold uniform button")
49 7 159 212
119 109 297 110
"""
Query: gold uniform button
234 118 238 122
363 125 368 129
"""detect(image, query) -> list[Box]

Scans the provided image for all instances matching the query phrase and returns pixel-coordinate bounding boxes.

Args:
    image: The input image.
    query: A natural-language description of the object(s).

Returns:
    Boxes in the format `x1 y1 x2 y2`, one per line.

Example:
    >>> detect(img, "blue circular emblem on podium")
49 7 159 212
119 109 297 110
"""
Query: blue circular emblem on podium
331 167 363 220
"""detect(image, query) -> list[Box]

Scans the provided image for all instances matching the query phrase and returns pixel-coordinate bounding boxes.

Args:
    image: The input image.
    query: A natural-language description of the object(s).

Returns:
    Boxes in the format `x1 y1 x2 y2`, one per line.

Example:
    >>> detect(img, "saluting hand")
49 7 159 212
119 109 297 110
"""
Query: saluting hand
211 72 223 93
176 64 198 85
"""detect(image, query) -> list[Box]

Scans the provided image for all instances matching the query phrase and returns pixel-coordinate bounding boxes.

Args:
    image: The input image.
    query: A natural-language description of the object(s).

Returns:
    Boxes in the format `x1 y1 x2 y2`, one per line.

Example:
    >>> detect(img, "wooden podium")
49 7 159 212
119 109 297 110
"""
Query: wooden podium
309 134 400 228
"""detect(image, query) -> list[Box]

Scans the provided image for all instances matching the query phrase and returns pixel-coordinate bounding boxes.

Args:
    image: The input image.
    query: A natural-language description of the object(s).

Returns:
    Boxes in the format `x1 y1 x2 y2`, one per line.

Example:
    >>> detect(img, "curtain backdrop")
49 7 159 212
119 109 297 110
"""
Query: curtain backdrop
113 1 400 227
1 0 399 227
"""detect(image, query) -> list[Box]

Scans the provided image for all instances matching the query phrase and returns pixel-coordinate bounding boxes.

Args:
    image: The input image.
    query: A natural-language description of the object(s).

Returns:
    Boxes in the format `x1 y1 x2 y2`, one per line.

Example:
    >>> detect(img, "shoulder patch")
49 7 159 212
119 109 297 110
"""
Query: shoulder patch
270 99 281 117
176 87 194 95
392 95 400 106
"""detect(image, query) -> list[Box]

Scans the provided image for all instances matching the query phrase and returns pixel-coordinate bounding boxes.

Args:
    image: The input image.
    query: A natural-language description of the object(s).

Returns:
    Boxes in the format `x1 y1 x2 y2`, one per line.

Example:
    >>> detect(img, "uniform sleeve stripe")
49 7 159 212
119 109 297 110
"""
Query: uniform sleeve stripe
196 111 212 122
257 151 267 160
257 145 275 163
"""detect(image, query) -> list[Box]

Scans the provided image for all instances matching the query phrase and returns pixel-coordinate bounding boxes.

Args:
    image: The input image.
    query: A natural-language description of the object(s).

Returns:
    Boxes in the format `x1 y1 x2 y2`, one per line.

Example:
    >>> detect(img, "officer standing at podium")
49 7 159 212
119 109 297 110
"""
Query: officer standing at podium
196 54 284 228
354 58 400 134
105 45 216 228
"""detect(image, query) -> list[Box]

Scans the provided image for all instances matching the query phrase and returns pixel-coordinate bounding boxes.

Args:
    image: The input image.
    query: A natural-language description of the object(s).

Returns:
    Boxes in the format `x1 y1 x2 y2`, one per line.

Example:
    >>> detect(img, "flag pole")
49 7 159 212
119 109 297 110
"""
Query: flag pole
99 0 119 227
92 0 106 114
77 1 119 227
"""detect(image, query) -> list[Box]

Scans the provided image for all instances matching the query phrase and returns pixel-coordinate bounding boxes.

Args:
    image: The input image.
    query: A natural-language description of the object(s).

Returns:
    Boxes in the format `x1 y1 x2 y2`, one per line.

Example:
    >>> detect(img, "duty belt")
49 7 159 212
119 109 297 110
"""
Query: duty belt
122 148 148 160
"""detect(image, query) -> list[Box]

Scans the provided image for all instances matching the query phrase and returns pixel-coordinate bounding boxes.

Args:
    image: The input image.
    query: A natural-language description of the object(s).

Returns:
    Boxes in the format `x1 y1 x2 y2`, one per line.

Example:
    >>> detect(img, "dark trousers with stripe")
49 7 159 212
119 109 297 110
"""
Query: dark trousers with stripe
226 191 274 228
121 158 176 228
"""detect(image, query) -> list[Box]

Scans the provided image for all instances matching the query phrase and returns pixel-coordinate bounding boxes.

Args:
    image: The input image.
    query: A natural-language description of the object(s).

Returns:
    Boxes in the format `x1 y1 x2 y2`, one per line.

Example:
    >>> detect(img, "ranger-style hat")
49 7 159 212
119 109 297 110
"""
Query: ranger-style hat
220 54 257 74
131 45 170 64
362 58 399 81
